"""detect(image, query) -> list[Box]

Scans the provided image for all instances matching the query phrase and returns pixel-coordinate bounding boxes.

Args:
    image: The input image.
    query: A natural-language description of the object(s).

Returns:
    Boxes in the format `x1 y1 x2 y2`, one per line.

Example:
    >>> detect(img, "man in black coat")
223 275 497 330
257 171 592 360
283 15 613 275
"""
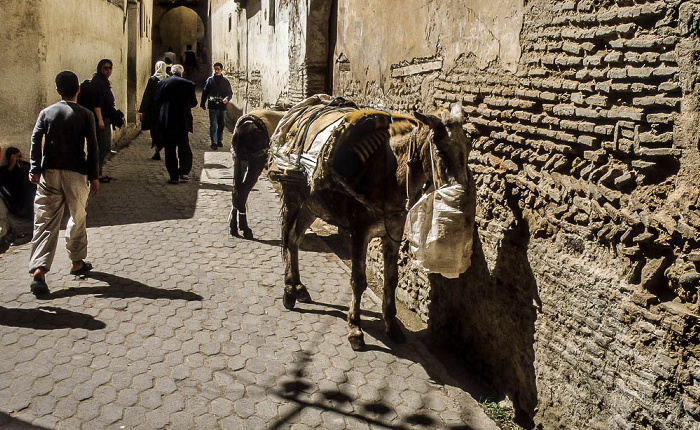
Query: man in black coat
155 64 198 184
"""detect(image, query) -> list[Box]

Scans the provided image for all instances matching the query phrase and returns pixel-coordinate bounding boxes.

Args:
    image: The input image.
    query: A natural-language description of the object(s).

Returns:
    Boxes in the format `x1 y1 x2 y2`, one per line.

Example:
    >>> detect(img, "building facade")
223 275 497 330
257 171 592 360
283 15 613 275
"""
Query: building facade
215 0 700 428
0 0 155 154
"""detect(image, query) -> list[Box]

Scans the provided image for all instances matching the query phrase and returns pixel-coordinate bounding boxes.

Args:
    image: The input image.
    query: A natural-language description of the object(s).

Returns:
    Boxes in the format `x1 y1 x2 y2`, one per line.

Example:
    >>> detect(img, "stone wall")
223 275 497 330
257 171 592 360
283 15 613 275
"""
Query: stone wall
211 0 336 113
0 0 154 154
333 0 700 428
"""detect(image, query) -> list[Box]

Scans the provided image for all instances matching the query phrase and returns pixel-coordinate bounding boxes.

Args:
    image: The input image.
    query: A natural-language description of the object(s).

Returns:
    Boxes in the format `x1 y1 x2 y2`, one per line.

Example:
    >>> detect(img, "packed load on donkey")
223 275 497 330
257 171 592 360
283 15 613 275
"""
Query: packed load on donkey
268 94 476 350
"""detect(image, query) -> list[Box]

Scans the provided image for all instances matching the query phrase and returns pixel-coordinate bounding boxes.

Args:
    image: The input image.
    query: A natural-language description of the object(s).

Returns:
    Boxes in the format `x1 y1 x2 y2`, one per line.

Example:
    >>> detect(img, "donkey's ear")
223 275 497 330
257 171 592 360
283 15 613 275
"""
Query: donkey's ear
415 111 447 140
448 102 464 124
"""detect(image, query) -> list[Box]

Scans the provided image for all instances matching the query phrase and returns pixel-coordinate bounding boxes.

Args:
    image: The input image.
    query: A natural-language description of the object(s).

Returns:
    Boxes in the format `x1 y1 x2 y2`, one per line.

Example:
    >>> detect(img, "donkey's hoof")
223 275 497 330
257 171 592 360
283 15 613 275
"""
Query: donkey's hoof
283 288 296 310
242 228 254 240
229 227 240 237
386 324 406 344
296 286 312 303
348 333 365 351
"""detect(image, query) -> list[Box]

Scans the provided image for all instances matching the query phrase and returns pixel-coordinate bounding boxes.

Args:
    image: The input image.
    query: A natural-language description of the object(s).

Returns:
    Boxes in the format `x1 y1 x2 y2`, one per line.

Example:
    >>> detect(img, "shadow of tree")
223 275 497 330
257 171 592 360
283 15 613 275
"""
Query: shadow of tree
40 271 203 301
267 349 478 430
0 305 106 330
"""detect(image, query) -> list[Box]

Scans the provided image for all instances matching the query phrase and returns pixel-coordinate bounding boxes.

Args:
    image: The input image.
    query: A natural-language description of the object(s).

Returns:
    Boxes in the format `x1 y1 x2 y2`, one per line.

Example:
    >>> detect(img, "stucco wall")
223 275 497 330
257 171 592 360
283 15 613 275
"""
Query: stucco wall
0 1 47 153
211 0 297 112
0 0 153 154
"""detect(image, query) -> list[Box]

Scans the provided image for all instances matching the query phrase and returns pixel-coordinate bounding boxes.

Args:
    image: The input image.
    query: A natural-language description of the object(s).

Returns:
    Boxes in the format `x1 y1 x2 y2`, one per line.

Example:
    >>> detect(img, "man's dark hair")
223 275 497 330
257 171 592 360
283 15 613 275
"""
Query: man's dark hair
187 45 192 50
164 57 173 65
55 71 79 98
214 62 223 69
168 46 173 51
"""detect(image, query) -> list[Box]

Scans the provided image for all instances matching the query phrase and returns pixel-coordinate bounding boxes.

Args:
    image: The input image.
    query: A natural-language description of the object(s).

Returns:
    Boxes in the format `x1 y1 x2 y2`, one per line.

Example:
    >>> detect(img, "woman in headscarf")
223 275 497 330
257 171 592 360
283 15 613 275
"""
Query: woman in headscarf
91 59 116 182
139 61 168 160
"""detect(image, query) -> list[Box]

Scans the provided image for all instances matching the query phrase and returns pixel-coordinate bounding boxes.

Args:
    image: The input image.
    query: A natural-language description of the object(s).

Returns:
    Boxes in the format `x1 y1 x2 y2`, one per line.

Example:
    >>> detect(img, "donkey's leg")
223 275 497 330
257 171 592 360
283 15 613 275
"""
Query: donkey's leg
382 236 406 343
235 157 266 239
281 194 314 309
288 207 315 304
229 154 243 236
348 232 369 351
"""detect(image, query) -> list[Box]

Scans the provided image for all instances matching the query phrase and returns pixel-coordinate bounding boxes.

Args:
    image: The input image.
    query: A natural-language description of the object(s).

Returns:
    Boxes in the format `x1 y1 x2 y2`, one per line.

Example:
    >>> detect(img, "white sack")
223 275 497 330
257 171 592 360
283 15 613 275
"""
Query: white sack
405 184 473 278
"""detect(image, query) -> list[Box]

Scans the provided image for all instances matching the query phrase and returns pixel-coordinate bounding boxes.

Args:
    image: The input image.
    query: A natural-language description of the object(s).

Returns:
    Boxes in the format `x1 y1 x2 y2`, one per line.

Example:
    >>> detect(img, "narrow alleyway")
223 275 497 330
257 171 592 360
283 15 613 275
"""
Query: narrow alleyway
0 102 496 429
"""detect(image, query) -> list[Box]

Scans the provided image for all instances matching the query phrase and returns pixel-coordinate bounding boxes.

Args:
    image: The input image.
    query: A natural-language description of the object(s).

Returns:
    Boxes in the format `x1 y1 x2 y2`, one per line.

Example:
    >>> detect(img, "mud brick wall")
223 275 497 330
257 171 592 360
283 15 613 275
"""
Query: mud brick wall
352 1 700 428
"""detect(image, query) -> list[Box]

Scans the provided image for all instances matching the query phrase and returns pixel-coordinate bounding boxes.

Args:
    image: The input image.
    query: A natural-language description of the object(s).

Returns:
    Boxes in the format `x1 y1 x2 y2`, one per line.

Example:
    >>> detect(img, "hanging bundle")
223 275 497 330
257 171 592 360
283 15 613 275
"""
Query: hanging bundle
404 141 473 278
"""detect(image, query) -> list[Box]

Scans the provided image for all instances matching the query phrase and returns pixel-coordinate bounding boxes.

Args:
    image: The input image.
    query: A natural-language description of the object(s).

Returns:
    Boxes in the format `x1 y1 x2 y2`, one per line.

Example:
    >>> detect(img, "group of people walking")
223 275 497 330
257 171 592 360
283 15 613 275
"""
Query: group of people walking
26 52 233 295
139 59 232 184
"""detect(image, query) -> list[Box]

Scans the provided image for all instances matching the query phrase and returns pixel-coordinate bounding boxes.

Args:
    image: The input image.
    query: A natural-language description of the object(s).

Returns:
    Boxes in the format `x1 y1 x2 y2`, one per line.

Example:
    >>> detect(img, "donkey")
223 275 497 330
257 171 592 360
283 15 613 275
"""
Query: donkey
276 101 474 350
228 109 286 238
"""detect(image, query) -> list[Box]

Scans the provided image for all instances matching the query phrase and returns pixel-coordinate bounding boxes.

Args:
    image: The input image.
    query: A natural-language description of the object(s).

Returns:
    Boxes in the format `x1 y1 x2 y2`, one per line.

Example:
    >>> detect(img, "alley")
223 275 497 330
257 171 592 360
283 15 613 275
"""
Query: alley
0 104 496 429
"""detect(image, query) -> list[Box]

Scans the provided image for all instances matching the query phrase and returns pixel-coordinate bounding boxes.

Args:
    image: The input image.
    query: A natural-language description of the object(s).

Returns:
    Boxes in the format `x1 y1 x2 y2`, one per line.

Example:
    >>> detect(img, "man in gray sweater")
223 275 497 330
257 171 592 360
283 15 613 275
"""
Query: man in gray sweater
28 71 100 297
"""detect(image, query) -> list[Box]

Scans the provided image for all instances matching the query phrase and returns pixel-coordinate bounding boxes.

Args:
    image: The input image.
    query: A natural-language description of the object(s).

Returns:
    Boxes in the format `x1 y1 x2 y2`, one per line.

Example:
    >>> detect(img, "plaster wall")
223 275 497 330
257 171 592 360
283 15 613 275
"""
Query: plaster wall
211 0 295 111
0 0 154 154
0 0 47 153
335 0 524 90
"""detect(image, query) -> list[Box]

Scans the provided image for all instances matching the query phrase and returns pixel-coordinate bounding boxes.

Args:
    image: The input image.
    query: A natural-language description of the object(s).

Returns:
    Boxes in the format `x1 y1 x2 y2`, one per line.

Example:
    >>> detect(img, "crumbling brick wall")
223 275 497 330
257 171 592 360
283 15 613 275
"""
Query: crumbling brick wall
340 0 700 428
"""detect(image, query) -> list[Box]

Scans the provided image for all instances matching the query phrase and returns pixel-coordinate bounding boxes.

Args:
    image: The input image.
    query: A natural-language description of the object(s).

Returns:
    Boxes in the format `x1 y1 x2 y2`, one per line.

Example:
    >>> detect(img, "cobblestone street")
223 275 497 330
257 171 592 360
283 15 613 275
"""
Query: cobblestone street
0 105 496 429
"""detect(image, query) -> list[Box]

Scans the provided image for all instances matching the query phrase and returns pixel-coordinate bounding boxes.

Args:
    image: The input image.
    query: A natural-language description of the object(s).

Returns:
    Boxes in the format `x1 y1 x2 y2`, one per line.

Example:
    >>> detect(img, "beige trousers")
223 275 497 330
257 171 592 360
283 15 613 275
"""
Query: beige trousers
28 169 90 273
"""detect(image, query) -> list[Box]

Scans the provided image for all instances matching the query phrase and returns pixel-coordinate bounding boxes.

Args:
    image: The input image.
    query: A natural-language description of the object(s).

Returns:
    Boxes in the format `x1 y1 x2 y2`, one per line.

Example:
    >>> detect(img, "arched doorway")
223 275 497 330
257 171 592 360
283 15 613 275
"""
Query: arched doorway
153 5 207 83
305 0 338 96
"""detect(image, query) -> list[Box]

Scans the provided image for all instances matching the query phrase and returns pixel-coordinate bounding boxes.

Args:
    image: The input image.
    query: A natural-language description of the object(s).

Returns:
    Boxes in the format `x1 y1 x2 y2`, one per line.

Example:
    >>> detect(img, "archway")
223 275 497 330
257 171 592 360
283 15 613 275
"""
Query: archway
153 6 207 83
305 0 338 96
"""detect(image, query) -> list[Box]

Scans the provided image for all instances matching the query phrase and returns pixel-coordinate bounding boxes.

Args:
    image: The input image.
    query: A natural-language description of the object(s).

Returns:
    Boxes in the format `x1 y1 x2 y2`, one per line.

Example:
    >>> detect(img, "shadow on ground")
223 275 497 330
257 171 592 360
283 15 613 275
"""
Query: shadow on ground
0 412 50 429
268 349 480 430
0 305 106 330
265 185 539 428
39 271 203 301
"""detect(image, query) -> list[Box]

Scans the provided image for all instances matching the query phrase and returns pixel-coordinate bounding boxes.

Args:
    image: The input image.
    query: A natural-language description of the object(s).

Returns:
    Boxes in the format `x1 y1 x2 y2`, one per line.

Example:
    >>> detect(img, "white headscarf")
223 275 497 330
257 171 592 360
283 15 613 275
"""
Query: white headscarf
153 61 167 81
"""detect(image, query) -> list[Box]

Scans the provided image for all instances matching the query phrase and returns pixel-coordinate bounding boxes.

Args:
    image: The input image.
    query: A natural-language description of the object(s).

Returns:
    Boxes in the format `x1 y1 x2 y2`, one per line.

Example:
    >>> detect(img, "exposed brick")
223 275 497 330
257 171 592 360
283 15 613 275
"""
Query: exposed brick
627 67 654 79
658 82 680 93
583 55 604 67
607 68 627 79
652 67 680 78
632 96 680 108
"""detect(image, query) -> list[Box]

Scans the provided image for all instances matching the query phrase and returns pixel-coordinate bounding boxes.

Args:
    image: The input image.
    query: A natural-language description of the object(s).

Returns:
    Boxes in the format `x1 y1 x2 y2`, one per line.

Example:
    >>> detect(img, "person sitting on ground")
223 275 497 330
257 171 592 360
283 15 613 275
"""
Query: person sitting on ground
0 146 36 220
28 70 100 297
139 61 168 160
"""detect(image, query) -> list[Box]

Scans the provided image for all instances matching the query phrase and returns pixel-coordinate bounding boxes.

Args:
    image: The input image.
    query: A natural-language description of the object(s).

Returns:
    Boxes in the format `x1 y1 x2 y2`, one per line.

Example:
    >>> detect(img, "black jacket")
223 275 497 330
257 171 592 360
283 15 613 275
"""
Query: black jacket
201 75 233 110
155 75 197 134
138 76 160 130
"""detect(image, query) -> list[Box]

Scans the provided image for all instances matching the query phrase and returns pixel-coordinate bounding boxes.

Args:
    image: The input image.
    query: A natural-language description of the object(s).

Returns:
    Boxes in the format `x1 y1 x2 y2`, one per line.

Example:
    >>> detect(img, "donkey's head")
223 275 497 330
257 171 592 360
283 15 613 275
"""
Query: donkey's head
414 102 471 190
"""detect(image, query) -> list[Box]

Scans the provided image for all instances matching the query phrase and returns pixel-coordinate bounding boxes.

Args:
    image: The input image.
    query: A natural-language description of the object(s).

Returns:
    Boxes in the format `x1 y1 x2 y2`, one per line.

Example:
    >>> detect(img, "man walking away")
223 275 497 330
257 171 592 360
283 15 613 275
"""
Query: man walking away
183 45 198 82
164 47 177 65
155 64 198 184
28 71 99 296
201 62 233 150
